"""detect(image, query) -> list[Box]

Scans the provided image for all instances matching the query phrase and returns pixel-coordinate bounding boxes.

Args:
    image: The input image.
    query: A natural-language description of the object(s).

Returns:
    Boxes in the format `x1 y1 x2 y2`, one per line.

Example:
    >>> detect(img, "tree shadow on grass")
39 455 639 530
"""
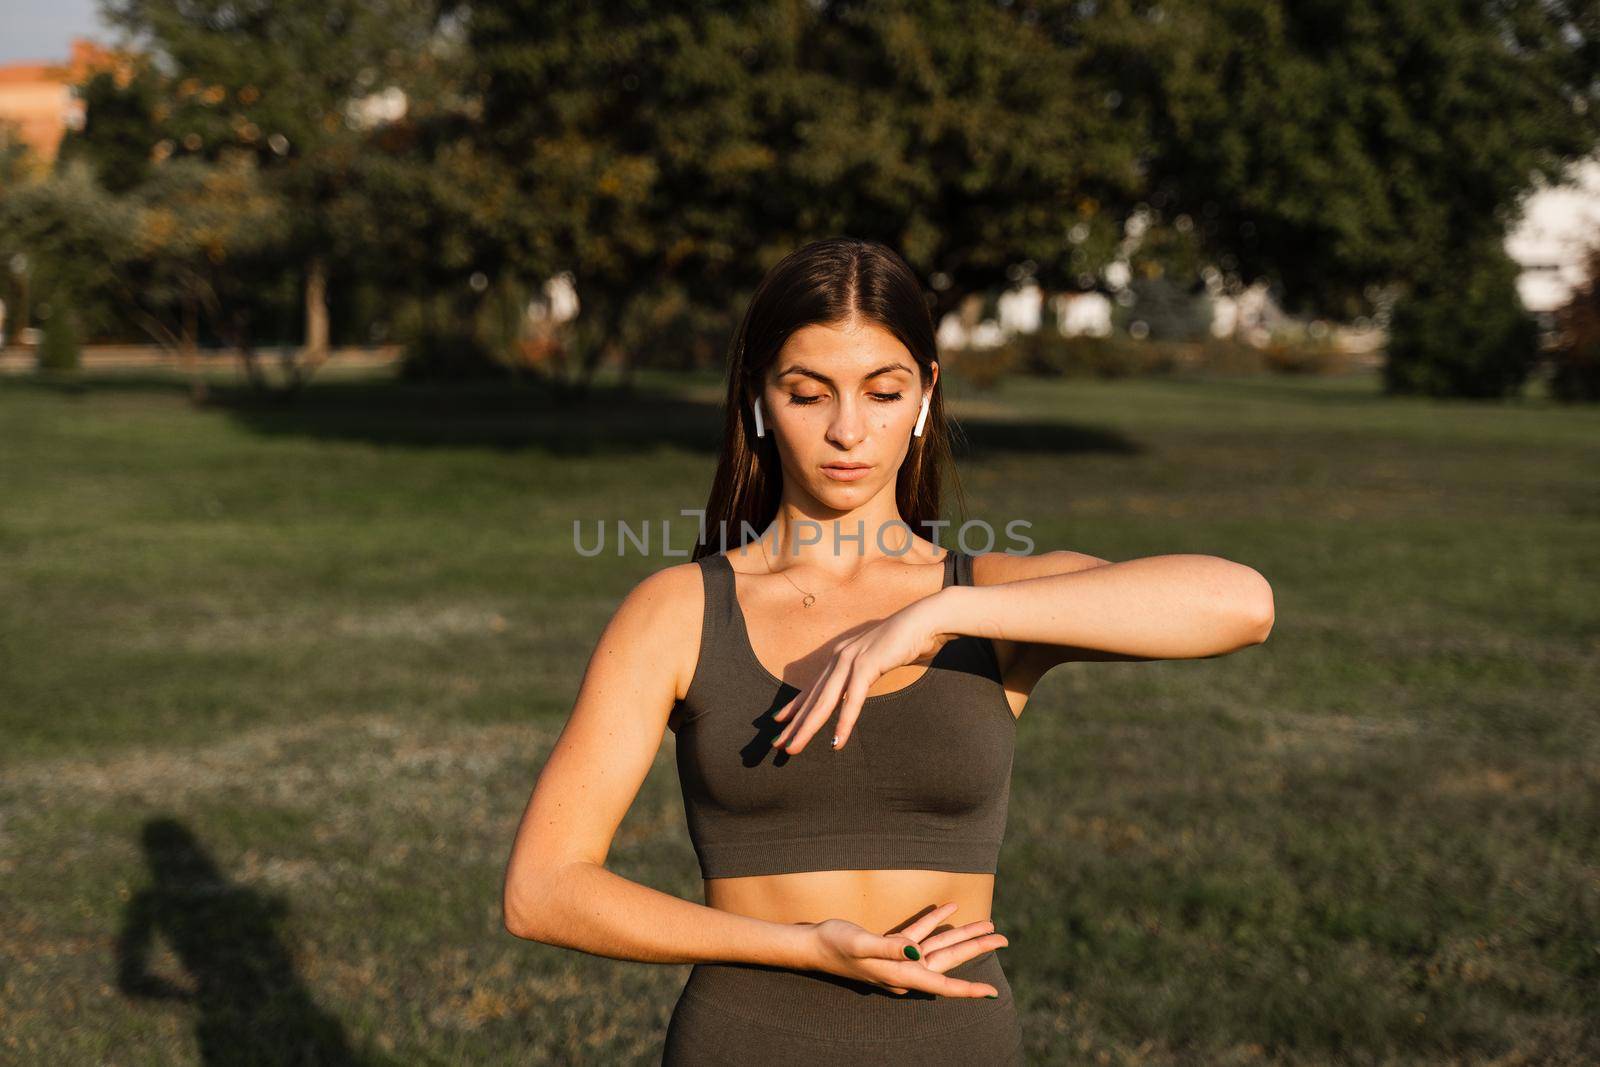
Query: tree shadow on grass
116 817 386 1066
205 378 1141 458
9 371 1142 457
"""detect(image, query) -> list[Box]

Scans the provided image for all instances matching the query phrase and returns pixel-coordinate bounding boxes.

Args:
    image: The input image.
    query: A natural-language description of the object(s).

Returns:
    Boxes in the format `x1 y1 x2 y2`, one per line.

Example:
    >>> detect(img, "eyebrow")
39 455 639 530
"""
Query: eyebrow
775 362 915 385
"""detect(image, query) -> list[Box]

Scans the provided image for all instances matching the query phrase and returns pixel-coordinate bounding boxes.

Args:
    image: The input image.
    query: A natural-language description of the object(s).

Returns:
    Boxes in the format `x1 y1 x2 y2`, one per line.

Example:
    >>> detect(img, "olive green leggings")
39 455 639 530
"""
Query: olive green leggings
661 949 1023 1065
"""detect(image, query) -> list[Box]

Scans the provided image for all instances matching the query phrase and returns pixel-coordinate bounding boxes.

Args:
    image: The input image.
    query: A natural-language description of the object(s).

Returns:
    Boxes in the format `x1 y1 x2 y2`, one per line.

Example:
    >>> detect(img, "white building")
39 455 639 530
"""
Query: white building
1051 291 1112 337
1504 154 1600 317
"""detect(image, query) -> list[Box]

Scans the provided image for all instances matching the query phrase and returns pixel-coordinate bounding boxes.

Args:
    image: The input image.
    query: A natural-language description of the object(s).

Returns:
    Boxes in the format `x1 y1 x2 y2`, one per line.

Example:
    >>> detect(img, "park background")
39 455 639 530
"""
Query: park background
1 1 1598 1064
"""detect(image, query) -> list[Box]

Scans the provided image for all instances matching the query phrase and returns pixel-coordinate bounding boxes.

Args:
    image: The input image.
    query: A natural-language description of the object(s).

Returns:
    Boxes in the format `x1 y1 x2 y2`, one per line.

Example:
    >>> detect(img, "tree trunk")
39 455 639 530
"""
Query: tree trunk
295 254 330 387
225 309 266 391
180 292 206 403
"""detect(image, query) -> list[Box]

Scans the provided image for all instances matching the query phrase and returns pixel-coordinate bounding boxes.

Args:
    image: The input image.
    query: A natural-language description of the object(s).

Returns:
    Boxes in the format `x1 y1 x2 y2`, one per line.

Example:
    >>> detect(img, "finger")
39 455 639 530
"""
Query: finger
896 901 959 943
886 963 1000 999
920 933 1011 975
770 698 804 747
782 670 840 754
925 974 1002 999
916 920 996 955
773 678 827 749
874 932 929 964
773 693 798 723
830 673 873 750
770 683 818 748
771 663 835 748
785 664 852 754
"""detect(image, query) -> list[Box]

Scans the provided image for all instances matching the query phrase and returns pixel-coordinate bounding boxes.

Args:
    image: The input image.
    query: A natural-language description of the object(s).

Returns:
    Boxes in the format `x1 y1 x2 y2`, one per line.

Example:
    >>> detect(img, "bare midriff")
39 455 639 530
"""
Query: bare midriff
704 868 996 934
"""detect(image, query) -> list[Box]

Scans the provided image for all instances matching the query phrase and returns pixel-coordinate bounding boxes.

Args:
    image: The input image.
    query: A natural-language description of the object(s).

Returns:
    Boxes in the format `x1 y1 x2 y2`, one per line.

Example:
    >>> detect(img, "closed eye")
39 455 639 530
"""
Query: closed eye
788 392 903 405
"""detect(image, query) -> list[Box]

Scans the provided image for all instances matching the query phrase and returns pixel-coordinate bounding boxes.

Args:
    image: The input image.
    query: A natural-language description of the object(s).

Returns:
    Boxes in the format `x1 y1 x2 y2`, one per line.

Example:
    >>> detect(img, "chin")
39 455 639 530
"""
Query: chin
810 478 870 499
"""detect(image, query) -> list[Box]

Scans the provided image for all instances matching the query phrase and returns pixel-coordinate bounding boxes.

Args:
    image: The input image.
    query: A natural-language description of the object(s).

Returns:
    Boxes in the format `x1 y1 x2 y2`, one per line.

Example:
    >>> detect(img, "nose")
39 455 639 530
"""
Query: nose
825 396 866 450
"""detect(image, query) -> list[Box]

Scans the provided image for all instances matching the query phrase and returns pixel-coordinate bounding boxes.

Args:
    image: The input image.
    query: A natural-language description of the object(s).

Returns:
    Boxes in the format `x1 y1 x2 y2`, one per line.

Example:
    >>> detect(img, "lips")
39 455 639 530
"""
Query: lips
822 463 873 481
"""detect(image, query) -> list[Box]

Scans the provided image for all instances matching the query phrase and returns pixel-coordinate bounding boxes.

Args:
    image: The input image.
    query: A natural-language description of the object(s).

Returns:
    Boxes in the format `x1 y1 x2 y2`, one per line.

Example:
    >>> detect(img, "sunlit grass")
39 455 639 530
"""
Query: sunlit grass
1 365 1595 1064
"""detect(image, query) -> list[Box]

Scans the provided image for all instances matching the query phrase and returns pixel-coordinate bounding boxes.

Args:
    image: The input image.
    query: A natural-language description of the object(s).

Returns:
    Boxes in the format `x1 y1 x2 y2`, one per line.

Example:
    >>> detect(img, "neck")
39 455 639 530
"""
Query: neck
756 500 918 575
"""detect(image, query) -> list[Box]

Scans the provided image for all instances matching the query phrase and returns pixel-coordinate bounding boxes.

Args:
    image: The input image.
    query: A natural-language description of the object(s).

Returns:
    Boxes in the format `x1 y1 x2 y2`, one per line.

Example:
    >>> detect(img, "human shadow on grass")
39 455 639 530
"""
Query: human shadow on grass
116 817 380 1067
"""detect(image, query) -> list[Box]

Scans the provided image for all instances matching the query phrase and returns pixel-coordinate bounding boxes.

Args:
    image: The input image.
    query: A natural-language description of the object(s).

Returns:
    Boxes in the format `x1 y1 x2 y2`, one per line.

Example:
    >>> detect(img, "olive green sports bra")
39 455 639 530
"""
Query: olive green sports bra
669 549 1016 879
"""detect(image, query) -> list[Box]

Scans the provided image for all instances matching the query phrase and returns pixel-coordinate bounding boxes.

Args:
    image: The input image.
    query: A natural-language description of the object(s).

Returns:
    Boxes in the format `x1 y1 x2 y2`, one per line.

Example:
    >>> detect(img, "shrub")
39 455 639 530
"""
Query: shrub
1006 333 1180 378
954 330 1365 385
398 325 509 382
1549 244 1600 403
1260 339 1348 375
1384 245 1540 399
1549 337 1600 402
36 308 81 373
947 342 1018 391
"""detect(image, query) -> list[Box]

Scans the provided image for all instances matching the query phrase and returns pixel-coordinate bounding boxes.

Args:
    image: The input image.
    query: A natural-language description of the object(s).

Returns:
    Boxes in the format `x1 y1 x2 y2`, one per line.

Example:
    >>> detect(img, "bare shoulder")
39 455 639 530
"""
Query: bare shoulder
606 560 705 705
618 558 704 610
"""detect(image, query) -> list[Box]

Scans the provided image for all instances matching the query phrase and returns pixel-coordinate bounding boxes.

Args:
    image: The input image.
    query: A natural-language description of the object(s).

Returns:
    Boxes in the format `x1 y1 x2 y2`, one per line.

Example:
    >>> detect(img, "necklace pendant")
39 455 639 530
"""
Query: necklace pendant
802 594 816 608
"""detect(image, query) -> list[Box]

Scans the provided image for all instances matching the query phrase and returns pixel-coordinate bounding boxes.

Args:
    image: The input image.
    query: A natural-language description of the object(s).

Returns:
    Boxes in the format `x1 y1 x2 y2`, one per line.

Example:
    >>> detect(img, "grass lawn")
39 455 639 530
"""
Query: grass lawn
1 363 1596 1065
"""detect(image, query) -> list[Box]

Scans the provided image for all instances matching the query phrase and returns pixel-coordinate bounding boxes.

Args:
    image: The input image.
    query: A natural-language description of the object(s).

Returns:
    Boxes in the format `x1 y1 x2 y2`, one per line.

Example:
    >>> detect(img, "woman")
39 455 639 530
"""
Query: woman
502 238 1274 1064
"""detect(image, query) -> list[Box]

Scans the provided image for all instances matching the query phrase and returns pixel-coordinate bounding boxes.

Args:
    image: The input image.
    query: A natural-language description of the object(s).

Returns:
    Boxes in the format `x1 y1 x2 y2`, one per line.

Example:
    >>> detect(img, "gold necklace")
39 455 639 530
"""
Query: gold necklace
756 529 875 608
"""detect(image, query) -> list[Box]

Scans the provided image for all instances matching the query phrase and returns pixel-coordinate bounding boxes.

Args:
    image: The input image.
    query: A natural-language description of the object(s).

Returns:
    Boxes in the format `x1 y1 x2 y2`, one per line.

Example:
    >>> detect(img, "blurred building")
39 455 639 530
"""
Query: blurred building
0 38 131 176
1504 154 1600 327
1051 291 1113 337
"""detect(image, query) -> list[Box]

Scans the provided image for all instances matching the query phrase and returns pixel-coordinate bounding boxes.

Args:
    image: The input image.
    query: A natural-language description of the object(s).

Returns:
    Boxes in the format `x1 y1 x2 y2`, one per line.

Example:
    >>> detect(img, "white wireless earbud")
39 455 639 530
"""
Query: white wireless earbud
912 392 931 438
753 397 765 439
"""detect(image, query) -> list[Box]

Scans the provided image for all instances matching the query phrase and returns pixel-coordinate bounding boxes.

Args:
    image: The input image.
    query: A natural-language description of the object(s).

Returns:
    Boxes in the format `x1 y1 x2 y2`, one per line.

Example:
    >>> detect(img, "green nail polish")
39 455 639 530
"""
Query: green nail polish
986 993 999 999
903 945 920 960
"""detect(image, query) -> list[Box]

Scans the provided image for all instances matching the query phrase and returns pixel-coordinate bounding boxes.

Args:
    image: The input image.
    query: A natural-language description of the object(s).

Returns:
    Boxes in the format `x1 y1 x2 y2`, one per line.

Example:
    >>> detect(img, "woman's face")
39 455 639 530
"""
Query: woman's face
758 319 936 511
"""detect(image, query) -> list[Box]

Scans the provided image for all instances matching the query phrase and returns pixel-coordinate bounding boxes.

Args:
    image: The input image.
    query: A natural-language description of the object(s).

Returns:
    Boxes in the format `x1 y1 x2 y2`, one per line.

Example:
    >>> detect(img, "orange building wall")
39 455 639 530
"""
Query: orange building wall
0 39 132 172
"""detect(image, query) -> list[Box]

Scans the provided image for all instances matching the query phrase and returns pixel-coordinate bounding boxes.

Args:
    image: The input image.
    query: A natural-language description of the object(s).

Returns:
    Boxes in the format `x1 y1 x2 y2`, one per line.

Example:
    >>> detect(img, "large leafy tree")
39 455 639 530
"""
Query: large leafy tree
472 0 1599 397
467 0 1147 389
1103 0 1600 320
77 0 452 383
0 151 290 393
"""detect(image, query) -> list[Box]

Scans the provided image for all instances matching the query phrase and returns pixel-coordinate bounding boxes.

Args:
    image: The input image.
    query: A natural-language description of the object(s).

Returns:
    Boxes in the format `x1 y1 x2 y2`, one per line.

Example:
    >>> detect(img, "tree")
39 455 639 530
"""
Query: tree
467 0 1147 390
1550 241 1600 402
84 0 452 388
120 151 291 396
1115 0 1599 320
1384 238 1541 398
0 161 137 349
0 151 290 394
319 90 524 380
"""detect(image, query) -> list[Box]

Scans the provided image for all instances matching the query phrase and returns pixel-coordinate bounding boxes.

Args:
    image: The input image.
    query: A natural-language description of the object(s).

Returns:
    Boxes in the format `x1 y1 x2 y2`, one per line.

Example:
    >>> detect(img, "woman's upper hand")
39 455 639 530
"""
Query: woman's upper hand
768 593 950 755
799 902 1008 998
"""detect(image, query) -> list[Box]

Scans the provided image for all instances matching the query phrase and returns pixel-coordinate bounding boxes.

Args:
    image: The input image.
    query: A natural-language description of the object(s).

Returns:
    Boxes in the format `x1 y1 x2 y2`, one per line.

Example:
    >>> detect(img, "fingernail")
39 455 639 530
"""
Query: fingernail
830 735 839 748
903 945 920 961
986 992 999 999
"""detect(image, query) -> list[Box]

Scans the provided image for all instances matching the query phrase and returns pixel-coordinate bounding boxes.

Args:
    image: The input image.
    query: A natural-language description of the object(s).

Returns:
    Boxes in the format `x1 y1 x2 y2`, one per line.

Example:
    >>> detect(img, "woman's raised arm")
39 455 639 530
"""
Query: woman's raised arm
943 552 1274 662
770 549 1274 755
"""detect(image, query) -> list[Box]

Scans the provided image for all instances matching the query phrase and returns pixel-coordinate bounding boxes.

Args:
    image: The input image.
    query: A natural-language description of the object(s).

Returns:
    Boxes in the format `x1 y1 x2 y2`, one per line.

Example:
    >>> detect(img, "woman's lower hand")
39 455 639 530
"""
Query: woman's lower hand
799 901 1008 997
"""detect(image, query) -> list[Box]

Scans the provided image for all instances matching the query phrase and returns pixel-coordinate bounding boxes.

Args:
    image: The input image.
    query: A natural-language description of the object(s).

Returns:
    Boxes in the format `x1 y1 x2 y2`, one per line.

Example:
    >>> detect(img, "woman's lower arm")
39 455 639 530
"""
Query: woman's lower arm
505 860 815 968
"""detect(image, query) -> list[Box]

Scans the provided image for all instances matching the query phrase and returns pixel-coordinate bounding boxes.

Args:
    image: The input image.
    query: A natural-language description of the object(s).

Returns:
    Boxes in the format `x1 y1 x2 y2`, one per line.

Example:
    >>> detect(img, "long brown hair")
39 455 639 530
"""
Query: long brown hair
691 237 968 561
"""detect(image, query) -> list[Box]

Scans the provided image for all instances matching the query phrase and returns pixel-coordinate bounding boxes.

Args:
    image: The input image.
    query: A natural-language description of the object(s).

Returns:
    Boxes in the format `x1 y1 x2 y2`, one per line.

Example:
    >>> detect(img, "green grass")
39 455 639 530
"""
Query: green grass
1 364 1596 1065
